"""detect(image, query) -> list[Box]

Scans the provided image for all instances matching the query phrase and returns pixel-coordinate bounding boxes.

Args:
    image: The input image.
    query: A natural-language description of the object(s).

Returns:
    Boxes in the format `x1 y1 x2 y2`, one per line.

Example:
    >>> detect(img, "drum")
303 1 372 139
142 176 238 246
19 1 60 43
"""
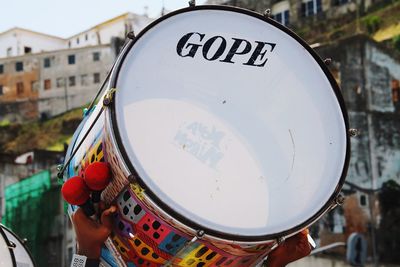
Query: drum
62 5 349 267
0 224 36 267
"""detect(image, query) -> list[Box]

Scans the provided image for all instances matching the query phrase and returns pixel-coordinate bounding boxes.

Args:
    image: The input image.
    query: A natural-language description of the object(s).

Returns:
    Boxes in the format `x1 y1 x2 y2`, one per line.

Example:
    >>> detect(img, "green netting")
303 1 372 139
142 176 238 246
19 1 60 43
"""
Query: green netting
4 170 51 201
2 170 61 267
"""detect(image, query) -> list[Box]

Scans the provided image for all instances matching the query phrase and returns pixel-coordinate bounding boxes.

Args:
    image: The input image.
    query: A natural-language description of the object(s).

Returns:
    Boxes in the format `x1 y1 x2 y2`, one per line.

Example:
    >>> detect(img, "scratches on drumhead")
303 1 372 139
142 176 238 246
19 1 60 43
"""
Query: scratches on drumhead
286 129 296 181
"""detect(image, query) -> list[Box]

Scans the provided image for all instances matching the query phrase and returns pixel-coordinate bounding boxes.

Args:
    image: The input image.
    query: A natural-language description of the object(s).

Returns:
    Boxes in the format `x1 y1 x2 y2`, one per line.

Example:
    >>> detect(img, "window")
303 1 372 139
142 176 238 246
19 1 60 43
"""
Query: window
68 41 71 48
6 47 12 57
44 79 51 90
93 73 100 83
15 61 23 72
301 0 322 17
76 37 80 44
68 55 75 65
81 74 88 86
85 34 88 41
360 195 367 207
56 77 65 88
44 58 51 68
93 52 100 61
0 85 3 95
0 64 3 74
16 82 24 95
69 76 76 86
273 10 290 26
24 46 32 54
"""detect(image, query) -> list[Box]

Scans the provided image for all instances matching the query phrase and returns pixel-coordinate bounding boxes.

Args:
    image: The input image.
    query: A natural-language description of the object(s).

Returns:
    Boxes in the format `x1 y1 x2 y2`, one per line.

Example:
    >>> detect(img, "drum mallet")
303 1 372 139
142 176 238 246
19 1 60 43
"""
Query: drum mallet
61 176 96 219
83 162 111 213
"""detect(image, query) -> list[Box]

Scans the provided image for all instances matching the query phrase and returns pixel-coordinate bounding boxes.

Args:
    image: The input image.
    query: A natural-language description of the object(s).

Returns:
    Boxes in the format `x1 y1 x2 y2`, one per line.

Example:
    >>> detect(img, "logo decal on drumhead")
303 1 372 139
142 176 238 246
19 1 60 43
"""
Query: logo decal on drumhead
176 32 276 67
174 122 225 169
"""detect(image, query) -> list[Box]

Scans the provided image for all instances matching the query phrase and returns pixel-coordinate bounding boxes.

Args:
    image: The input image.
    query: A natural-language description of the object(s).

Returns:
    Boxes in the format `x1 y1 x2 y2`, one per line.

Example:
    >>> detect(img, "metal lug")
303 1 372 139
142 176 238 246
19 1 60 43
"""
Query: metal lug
264 9 271 18
127 31 135 40
196 230 205 238
277 236 285 245
324 58 332 65
335 194 345 206
57 164 63 171
349 128 360 137
103 88 116 107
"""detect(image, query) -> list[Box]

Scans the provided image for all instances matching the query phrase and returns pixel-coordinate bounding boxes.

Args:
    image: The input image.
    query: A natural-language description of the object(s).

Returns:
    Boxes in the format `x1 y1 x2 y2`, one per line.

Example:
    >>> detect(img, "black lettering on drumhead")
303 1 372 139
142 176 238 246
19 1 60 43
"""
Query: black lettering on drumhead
202 36 226 61
220 38 251 63
177 32 205 58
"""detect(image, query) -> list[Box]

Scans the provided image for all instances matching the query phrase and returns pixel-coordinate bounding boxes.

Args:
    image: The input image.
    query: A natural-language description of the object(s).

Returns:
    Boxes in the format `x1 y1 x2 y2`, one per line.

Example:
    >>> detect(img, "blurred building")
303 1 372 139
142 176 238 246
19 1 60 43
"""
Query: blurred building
0 13 153 57
0 53 40 122
313 34 400 262
38 45 114 119
67 12 153 49
0 150 66 266
205 0 384 27
0 28 66 58
0 12 153 123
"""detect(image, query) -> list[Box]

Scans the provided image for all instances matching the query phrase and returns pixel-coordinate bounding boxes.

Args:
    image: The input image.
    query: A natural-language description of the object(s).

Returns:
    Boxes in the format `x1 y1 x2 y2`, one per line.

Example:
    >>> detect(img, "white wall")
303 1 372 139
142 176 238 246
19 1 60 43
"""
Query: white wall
0 13 153 57
67 13 153 49
272 0 290 15
0 29 66 58
67 29 100 48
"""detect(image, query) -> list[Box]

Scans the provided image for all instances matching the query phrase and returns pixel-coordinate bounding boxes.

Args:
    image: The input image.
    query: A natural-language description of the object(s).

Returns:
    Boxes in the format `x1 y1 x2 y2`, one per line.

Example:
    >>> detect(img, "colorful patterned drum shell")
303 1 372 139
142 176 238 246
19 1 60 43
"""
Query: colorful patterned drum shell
65 5 349 267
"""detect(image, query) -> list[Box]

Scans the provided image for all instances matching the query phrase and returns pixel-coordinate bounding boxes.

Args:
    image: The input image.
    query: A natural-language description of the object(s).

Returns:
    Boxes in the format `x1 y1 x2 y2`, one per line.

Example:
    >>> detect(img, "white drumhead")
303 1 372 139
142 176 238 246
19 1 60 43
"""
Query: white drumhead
0 227 14 267
2 226 35 267
114 7 347 237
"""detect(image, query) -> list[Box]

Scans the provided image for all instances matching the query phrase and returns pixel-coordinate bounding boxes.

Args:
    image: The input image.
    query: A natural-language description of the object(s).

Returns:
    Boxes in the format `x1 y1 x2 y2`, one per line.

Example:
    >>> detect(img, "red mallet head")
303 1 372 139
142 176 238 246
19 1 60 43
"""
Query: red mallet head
84 162 111 191
61 176 90 206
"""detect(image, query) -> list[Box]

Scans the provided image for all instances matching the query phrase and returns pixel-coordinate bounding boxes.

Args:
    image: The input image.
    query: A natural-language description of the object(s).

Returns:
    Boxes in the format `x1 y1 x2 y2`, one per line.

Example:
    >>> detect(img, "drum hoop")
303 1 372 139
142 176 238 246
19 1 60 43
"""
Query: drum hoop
0 224 18 267
108 5 350 242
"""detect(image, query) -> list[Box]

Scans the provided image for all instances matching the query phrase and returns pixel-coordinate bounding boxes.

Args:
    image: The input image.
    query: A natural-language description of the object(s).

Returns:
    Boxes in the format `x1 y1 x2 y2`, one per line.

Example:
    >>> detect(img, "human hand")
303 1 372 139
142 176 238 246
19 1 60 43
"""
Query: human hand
265 229 312 267
71 203 117 259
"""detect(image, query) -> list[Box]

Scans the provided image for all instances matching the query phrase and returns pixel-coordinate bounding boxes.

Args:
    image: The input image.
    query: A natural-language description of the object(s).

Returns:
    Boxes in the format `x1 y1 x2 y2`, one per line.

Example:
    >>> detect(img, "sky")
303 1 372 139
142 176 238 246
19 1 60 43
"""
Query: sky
0 0 207 38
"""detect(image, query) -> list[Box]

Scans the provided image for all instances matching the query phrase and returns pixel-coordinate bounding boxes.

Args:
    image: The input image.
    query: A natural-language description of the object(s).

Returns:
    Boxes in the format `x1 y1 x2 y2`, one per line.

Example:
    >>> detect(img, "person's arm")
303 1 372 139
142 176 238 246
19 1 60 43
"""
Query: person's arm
265 229 312 267
70 204 116 267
